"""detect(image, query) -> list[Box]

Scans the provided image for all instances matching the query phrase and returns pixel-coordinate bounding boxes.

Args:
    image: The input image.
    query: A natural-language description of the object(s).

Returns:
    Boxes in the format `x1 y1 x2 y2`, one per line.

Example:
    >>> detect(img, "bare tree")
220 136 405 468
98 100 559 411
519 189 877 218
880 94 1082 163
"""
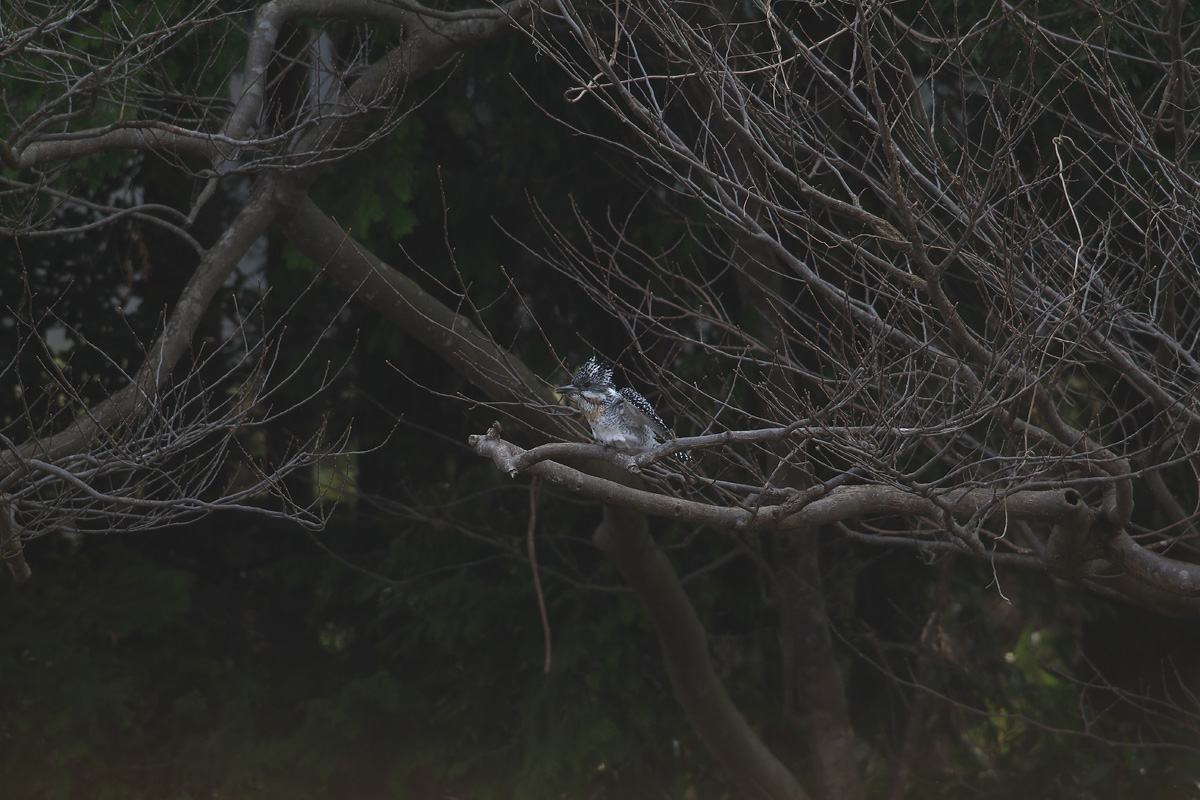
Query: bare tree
500 0 1200 600
6 0 1200 798
467 0 1200 797
3 279 352 548
1 0 537 579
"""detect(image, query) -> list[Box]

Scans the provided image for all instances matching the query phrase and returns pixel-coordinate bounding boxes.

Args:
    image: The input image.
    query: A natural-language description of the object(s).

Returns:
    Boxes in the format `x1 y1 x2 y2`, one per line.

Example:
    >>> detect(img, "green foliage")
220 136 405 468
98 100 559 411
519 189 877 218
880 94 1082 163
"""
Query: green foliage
284 121 423 274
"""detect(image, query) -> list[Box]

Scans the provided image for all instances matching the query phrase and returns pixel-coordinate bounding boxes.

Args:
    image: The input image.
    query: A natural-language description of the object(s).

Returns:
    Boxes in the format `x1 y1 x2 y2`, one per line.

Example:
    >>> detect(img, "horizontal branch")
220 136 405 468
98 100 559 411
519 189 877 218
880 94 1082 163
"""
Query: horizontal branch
13 125 219 168
469 425 1086 533
480 432 1200 608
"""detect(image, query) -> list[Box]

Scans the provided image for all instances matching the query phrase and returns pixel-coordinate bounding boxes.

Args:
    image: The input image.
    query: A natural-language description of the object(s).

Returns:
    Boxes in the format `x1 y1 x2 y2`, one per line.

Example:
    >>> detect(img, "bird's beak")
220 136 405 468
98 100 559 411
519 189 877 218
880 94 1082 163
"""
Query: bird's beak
555 385 577 405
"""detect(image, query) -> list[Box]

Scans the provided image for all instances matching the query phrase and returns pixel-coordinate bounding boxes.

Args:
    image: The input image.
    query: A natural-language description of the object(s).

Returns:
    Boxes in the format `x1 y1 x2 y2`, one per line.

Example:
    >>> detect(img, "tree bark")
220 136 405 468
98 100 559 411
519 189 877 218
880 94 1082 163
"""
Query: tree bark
778 530 863 800
594 503 809 800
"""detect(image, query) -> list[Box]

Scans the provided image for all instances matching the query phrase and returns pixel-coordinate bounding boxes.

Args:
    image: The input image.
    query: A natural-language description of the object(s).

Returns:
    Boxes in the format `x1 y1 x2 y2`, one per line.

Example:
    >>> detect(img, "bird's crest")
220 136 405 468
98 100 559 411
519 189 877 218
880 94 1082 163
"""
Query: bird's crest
568 356 614 390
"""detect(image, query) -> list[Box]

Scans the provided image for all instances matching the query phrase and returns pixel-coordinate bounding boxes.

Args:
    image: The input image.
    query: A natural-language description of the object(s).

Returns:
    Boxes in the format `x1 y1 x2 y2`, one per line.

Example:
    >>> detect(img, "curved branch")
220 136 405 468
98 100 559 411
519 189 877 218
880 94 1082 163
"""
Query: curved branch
223 0 532 162
13 124 220 168
1106 533 1200 595
470 426 1087 533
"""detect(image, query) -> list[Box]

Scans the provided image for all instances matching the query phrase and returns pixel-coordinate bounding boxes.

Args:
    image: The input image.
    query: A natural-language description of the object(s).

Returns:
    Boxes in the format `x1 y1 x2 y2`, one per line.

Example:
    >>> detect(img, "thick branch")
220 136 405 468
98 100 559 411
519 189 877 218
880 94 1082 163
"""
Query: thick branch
0 173 282 483
1106 533 1200 595
0 502 31 584
470 428 1087 533
276 195 557 430
13 125 219 168
594 503 808 800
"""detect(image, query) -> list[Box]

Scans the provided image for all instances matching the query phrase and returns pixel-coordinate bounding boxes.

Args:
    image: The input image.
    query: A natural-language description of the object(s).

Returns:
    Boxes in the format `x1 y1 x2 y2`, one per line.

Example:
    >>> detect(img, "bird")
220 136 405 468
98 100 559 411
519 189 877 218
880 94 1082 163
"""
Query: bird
556 356 690 462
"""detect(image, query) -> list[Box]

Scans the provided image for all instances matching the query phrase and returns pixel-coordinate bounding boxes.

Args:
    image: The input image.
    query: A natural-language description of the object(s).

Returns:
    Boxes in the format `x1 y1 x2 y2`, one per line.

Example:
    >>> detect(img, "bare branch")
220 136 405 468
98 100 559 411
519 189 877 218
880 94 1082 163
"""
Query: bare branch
471 425 1086 535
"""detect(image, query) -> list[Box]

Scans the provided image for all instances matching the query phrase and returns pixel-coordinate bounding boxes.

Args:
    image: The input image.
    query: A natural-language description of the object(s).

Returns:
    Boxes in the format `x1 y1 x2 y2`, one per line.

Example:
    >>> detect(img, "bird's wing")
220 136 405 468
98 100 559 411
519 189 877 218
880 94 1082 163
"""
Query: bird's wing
618 387 672 440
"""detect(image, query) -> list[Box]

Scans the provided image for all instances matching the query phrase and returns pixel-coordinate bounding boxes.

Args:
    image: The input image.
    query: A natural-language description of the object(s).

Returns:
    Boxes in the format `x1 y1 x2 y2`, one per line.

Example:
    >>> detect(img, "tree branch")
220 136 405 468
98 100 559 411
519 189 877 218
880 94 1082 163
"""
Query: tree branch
0 173 283 482
470 426 1088 533
275 194 560 435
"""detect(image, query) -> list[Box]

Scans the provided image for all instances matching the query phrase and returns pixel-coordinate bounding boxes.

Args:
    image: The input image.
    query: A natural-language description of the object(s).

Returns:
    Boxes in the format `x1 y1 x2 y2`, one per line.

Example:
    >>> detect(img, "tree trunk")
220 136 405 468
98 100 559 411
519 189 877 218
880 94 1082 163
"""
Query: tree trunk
594 503 809 800
778 530 863 800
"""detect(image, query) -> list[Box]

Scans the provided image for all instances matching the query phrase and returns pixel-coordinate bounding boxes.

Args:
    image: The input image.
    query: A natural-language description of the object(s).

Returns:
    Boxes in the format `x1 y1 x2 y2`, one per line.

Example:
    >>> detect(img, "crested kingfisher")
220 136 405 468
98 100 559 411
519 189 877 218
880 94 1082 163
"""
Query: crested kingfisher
556 356 690 462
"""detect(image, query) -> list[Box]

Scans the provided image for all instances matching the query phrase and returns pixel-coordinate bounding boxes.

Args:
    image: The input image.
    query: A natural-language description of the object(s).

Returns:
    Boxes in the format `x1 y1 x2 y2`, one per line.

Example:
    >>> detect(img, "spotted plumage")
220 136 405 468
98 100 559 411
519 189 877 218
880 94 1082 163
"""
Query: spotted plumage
556 356 690 462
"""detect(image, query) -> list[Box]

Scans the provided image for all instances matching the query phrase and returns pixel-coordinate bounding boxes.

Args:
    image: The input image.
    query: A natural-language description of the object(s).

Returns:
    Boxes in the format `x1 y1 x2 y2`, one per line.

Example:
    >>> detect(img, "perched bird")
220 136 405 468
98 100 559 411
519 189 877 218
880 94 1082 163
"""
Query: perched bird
556 356 689 461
